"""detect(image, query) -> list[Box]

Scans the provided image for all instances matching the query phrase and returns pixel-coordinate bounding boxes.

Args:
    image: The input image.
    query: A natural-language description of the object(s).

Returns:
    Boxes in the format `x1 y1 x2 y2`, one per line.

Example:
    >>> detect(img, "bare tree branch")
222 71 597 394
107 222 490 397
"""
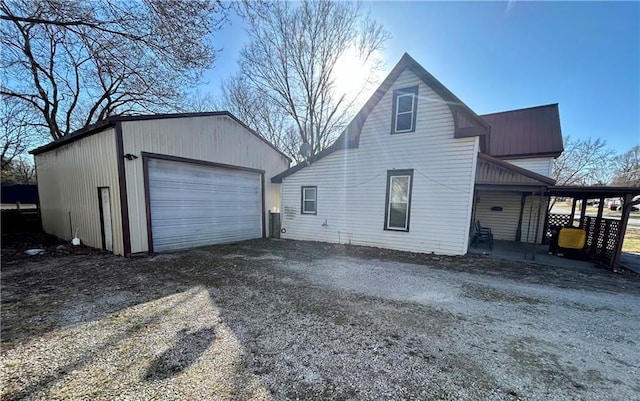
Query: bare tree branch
223 0 389 161
611 145 640 187
1 0 228 141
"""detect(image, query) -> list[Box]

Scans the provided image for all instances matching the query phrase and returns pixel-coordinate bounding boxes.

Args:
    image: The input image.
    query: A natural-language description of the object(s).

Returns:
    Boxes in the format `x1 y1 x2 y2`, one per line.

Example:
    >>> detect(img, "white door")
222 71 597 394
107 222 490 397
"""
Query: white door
147 158 263 252
100 187 113 251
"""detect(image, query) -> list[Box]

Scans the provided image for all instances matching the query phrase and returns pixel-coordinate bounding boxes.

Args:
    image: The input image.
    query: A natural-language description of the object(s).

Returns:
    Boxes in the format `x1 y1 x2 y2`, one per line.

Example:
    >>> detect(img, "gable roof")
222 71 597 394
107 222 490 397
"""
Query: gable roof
30 111 292 162
272 53 490 183
481 103 563 159
476 153 556 186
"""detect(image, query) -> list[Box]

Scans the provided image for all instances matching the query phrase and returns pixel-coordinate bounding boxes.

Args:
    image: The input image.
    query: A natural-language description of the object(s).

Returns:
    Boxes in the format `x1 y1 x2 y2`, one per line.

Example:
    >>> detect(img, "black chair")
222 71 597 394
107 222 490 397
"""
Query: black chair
472 221 494 250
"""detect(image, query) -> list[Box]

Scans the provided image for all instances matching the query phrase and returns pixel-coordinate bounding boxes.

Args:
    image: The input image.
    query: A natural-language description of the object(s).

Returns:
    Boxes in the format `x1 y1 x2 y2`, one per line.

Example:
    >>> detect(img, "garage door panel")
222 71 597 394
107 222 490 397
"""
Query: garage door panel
148 158 262 252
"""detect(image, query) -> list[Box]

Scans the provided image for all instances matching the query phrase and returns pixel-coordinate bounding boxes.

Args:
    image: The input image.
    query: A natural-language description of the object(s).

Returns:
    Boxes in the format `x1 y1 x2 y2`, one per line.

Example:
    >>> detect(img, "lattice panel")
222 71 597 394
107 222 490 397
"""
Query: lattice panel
544 214 572 244
545 214 622 265
602 219 620 262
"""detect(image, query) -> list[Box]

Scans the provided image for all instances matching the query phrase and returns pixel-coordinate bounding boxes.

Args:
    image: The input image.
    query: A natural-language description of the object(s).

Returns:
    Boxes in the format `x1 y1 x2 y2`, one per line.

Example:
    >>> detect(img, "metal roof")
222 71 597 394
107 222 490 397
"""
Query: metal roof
481 104 564 159
547 186 640 198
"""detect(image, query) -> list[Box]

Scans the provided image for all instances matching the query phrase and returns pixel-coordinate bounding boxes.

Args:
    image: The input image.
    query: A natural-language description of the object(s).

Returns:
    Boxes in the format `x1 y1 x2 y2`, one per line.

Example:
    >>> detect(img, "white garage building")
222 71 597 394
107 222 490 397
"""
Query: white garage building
32 112 291 255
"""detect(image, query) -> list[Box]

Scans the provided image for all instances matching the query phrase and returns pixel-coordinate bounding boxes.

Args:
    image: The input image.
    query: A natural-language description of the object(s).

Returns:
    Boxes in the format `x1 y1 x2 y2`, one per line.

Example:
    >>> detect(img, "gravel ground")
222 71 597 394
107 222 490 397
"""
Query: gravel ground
1 234 639 401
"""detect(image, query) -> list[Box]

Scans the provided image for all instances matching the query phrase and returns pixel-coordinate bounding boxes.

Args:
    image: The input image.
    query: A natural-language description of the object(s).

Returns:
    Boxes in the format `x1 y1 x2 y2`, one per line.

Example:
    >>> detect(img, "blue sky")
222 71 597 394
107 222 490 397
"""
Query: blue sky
203 1 639 154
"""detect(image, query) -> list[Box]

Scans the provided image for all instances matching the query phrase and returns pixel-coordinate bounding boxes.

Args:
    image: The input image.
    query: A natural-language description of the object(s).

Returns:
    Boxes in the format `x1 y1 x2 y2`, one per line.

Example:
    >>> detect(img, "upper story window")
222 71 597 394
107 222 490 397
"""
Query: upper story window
391 86 419 134
301 186 317 214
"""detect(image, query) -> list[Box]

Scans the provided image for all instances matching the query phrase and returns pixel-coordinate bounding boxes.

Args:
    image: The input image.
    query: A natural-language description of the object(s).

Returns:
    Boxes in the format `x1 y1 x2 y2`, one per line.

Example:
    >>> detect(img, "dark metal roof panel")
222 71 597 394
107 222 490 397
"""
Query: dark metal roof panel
481 104 563 158
547 186 640 198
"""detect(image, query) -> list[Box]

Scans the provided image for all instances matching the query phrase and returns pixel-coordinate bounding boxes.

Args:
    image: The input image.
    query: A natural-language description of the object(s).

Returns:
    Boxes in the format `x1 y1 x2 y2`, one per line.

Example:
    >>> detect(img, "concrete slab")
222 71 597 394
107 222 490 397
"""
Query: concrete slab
468 240 600 271
620 252 640 274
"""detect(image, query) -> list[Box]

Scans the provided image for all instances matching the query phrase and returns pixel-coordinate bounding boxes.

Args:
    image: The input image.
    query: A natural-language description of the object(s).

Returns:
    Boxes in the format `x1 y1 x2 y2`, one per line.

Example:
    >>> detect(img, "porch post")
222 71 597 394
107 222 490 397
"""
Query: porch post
532 191 544 260
611 194 636 270
579 199 587 228
516 193 526 242
590 197 606 259
569 198 577 226
524 192 534 260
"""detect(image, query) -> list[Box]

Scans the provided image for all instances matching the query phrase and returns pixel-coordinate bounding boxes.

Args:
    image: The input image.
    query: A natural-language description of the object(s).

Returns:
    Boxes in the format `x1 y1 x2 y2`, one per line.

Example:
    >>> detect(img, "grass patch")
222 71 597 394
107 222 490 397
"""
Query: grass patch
622 227 640 253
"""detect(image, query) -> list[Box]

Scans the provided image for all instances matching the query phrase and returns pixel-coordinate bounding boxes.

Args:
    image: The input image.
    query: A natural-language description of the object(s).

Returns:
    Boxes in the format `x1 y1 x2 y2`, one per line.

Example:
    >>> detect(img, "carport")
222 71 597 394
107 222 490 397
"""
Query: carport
545 186 640 270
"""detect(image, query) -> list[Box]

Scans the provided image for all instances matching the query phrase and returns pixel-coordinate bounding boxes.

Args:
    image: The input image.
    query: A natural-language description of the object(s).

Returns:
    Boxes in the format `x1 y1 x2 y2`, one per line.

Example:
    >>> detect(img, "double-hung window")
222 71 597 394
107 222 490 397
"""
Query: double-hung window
384 170 413 231
301 186 317 214
391 86 419 134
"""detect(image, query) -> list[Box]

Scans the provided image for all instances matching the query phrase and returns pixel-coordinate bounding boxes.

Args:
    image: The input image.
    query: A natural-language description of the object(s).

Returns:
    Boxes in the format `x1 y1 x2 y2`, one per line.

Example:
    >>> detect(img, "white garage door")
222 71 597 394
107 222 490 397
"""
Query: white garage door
148 158 262 252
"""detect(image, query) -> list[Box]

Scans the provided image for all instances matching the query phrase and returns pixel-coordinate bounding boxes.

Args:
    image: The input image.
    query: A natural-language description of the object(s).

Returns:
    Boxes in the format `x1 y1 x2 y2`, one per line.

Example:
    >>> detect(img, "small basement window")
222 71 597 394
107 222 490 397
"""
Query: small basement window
301 186 317 214
392 86 419 134
384 170 413 231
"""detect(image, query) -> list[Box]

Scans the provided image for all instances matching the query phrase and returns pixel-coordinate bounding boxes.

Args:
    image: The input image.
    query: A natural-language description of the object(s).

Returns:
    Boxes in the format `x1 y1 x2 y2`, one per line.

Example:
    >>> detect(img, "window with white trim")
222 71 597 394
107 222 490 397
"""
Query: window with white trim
392 86 419 134
384 170 413 231
301 186 317 214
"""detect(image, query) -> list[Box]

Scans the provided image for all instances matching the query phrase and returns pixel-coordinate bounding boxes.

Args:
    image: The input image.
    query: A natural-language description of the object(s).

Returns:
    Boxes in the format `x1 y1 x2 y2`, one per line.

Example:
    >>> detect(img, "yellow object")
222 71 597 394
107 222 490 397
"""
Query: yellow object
558 228 586 249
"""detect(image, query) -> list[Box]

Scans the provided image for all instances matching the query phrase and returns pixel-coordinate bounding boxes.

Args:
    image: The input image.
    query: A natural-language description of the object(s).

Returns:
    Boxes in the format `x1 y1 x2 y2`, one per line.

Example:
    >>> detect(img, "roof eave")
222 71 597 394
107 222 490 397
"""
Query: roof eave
30 120 115 155
478 152 556 186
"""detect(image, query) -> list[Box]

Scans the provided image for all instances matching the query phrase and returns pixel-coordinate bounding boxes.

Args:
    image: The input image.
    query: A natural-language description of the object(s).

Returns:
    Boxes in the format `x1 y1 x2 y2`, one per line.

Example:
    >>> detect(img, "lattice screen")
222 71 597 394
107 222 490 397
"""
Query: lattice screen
544 214 621 265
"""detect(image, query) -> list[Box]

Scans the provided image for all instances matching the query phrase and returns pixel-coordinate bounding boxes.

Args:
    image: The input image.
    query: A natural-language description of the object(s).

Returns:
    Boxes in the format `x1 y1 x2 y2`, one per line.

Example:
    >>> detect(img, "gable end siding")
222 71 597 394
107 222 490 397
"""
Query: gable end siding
279 70 479 255
501 157 554 178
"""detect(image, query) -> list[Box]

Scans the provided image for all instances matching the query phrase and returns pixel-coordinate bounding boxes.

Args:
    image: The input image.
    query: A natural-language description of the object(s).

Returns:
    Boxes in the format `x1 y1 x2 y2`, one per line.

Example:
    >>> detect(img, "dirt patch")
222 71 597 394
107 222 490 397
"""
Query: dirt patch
462 283 546 305
2 234 639 400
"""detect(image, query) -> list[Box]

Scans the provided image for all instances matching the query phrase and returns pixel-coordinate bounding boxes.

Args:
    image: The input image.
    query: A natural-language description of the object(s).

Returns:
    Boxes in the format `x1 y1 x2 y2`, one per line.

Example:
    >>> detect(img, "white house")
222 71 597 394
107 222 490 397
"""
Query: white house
272 53 562 255
32 112 291 255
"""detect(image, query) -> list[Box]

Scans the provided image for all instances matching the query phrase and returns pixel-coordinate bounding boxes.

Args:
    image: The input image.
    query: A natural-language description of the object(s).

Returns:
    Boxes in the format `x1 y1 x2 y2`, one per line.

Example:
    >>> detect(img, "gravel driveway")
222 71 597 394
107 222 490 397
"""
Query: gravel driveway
2 235 639 401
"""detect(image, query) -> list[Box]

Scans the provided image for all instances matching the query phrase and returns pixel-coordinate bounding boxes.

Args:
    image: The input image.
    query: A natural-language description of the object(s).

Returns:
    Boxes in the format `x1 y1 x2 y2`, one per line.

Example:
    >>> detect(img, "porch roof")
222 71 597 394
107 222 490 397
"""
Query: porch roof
546 186 640 199
475 153 556 188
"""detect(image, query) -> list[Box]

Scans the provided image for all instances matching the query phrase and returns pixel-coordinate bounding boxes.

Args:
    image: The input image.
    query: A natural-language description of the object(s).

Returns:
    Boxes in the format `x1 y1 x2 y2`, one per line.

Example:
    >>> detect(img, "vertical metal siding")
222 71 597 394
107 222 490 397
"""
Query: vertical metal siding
35 128 124 255
121 116 290 253
279 69 479 256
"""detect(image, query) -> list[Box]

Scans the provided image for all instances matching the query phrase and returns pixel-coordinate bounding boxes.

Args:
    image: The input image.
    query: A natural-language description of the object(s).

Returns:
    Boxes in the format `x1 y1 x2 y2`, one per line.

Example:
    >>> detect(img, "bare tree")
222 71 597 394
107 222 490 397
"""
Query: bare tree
229 0 389 161
552 136 615 185
1 0 228 141
549 135 615 210
220 74 302 159
612 145 640 187
0 98 44 169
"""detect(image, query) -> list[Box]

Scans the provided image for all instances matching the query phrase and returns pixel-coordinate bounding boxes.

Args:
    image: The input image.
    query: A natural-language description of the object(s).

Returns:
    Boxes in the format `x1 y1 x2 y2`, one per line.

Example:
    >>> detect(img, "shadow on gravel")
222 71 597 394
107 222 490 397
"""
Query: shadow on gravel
2 289 203 401
1 232 195 346
144 327 216 381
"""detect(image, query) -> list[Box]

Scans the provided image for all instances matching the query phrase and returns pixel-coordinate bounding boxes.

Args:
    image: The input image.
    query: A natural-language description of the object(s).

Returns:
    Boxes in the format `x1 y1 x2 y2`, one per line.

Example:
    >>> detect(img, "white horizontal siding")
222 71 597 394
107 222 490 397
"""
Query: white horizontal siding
147 159 262 251
280 70 478 255
502 157 554 177
474 192 522 241
474 191 547 243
